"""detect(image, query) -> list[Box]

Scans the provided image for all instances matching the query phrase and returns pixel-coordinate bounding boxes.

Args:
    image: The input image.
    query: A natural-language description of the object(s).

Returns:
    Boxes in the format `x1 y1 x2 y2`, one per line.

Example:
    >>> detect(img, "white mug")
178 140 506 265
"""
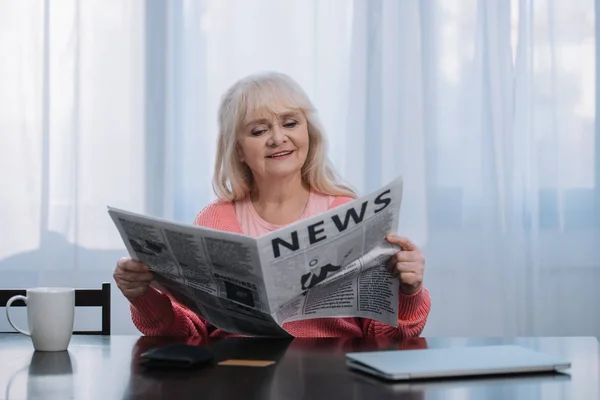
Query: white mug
6 288 75 352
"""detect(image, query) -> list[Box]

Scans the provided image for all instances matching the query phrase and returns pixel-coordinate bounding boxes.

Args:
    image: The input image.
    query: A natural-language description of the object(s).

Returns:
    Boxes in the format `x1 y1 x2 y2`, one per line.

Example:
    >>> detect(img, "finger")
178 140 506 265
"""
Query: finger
119 259 150 273
389 261 423 274
393 250 421 263
123 287 148 300
115 271 154 284
398 271 422 287
118 282 151 295
115 277 149 288
118 258 150 273
386 235 416 251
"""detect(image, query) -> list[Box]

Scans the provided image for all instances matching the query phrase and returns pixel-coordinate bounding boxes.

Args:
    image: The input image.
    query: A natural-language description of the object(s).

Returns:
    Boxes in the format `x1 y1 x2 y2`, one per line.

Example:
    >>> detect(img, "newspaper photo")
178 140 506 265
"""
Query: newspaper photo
107 176 404 337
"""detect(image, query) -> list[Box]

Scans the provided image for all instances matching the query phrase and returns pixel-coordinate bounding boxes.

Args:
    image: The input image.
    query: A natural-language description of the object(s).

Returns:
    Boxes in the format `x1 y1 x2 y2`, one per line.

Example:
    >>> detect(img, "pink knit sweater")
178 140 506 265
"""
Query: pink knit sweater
129 197 431 338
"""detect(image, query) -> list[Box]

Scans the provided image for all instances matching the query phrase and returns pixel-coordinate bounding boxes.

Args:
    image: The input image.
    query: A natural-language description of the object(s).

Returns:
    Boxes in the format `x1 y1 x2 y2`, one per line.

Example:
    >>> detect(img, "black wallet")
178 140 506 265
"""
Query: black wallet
140 344 214 370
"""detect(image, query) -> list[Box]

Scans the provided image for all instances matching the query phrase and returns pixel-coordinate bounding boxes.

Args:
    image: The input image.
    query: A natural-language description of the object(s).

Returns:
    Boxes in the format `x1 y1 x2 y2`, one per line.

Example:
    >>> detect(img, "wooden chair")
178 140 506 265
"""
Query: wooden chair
0 282 111 335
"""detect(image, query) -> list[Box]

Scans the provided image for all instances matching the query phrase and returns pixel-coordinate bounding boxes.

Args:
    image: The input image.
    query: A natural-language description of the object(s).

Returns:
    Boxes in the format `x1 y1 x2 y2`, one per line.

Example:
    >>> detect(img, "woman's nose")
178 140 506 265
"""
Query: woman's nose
268 126 287 146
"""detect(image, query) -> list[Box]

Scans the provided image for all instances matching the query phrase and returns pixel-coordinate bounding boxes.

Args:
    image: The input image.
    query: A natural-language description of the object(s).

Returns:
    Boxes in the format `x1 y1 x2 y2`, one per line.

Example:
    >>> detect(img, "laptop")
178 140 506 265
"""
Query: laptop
350 367 571 393
345 345 571 381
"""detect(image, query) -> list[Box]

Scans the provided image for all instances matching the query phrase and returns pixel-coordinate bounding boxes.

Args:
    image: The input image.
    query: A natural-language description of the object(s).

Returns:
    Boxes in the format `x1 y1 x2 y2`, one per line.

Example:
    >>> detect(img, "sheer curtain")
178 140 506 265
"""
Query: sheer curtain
0 0 598 336
0 1 146 332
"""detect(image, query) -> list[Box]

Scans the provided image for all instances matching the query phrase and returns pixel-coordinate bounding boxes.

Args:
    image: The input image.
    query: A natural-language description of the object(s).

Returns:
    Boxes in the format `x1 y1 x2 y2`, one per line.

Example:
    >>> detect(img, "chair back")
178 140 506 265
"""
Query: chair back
0 282 111 335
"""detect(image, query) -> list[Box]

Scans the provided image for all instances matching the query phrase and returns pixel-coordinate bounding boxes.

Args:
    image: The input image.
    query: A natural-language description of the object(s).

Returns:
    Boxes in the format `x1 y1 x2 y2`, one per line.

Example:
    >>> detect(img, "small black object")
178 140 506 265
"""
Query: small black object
140 344 214 370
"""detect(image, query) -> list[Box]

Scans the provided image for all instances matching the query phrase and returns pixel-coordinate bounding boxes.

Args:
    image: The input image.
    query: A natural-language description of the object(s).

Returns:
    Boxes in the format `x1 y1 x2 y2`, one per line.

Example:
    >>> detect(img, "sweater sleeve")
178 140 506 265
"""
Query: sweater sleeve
129 286 209 337
127 201 234 337
361 285 431 338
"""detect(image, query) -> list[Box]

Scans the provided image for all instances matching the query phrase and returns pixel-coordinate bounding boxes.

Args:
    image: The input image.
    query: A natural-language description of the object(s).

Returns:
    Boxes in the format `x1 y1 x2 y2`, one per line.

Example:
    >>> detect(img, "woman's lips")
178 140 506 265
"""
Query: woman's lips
266 150 294 159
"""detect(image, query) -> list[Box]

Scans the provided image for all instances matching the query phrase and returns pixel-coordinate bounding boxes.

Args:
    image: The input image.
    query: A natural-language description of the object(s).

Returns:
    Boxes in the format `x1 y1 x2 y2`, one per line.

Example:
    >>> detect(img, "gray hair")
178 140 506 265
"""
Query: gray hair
212 71 356 201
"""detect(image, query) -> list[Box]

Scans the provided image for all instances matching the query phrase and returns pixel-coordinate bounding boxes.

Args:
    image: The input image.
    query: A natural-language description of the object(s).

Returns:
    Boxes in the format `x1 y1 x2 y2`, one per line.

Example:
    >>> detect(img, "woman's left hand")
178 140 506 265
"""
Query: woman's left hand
385 235 425 295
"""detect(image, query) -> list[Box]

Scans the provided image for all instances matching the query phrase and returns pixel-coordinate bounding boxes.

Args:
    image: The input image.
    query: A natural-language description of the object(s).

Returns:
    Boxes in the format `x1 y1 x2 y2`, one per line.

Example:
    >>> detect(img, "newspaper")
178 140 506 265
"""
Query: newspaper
108 176 403 337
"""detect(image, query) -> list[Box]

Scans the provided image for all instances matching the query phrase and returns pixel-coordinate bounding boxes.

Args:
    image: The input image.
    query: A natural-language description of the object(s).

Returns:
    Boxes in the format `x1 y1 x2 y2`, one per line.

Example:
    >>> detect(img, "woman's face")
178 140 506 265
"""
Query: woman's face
237 108 310 183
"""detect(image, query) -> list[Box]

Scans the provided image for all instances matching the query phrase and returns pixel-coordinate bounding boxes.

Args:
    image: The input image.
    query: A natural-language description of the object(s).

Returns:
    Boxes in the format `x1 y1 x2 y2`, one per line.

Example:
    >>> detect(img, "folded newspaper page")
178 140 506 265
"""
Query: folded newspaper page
108 176 403 337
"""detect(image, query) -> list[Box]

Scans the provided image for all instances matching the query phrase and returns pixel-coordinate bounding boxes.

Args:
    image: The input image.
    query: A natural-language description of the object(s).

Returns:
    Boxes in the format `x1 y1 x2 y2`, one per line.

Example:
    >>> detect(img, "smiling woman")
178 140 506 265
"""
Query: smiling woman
237 108 311 203
212 72 356 204
112 71 431 339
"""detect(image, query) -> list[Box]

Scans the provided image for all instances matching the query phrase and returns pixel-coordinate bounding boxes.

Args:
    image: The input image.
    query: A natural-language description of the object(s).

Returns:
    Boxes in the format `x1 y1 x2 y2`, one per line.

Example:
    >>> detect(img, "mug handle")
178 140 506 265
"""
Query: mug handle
5 295 30 336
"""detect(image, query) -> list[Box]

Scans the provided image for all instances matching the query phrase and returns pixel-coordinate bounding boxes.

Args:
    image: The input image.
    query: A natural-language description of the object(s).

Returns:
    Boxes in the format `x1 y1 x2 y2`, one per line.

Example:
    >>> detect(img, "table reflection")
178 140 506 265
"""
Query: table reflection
123 336 431 400
0 335 596 400
5 350 75 400
123 336 295 400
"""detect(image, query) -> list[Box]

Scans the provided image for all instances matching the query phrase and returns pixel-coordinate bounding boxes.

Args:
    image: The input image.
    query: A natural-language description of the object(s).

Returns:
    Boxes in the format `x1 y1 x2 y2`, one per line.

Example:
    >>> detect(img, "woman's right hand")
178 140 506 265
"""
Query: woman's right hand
113 257 155 301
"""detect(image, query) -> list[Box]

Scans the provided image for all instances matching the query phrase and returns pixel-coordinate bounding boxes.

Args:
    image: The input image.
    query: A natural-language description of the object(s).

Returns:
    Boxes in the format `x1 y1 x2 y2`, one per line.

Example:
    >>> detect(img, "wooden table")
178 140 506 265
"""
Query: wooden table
0 334 597 399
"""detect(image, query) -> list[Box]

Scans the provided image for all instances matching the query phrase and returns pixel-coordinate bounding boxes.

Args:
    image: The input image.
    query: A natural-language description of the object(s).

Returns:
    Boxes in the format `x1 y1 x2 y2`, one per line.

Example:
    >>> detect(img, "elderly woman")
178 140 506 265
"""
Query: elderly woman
114 72 431 338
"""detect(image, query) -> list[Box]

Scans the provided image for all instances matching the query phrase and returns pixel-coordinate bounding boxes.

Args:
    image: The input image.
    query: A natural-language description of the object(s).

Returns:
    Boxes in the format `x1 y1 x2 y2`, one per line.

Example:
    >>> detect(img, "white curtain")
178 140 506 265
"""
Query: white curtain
1 0 598 337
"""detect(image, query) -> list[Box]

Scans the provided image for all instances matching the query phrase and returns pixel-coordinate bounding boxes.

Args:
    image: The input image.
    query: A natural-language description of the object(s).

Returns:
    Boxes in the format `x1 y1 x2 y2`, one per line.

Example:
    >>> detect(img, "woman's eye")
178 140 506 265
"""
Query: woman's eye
283 121 298 128
251 129 266 136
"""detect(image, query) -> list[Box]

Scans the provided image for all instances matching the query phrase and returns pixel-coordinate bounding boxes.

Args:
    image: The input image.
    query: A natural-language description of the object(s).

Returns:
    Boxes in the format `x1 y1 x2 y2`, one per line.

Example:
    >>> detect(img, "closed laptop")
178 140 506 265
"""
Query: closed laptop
345 345 571 381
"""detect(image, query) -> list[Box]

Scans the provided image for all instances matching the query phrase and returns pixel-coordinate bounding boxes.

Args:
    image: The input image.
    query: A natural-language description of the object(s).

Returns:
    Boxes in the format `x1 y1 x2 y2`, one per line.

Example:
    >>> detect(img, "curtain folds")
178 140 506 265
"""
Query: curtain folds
0 0 597 336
